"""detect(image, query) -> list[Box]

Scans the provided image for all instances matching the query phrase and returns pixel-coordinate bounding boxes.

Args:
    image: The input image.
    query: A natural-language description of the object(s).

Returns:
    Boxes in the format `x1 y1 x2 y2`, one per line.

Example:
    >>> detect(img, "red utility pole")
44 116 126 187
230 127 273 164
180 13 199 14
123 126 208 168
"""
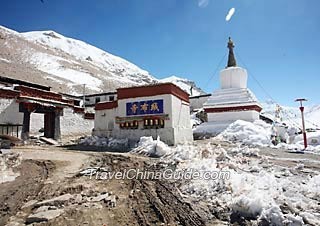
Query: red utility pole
295 98 308 149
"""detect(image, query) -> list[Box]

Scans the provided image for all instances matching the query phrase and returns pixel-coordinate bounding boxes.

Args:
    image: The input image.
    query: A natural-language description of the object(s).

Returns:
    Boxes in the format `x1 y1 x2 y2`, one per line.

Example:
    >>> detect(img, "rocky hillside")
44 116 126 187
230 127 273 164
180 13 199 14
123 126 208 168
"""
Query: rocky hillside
0 25 158 95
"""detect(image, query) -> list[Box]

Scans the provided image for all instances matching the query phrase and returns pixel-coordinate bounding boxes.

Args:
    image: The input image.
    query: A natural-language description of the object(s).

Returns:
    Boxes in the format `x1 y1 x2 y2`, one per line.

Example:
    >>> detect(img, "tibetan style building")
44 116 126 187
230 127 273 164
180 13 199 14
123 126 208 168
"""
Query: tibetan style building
93 83 193 145
0 76 94 140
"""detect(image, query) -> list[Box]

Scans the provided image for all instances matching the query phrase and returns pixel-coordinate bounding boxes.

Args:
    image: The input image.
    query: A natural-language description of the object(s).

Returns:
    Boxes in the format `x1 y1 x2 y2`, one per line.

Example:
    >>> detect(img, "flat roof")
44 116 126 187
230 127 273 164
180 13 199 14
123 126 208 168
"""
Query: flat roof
78 91 117 98
0 76 51 91
117 82 189 103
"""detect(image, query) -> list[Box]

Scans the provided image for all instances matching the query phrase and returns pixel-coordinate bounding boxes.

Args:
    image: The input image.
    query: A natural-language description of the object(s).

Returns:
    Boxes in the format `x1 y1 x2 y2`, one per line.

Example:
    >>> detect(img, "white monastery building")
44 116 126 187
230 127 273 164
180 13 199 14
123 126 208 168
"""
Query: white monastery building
195 38 262 135
93 83 193 145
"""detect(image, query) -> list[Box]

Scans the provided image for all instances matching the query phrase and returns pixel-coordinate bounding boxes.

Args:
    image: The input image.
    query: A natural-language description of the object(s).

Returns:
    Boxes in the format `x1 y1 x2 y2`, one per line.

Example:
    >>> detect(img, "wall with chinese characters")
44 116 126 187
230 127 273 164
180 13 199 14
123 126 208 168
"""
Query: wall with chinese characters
126 99 164 116
117 94 173 128
94 93 193 145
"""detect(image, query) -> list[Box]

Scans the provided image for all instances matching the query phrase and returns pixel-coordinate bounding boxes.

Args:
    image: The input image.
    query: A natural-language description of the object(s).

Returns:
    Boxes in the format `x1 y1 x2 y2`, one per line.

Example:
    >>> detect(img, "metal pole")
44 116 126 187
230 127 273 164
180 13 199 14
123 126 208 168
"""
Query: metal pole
295 98 307 149
83 84 86 109
300 106 307 149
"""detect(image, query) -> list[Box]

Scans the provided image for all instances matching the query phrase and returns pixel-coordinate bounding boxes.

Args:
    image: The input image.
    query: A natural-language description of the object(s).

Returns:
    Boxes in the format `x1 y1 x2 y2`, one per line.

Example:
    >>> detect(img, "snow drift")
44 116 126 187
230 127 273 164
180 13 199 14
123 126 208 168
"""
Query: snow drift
217 120 272 146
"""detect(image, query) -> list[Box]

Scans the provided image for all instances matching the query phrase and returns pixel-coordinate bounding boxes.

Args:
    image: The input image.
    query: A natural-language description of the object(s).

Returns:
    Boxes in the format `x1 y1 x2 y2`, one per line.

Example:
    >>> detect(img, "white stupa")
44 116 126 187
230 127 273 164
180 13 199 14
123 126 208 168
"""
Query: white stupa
195 38 262 135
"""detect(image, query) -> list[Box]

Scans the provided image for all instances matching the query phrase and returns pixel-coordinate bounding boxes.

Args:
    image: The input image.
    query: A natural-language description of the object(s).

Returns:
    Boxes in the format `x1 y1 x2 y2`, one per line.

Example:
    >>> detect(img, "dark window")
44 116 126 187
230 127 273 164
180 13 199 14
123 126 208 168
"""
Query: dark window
95 97 101 103
74 100 80 106
109 95 115 101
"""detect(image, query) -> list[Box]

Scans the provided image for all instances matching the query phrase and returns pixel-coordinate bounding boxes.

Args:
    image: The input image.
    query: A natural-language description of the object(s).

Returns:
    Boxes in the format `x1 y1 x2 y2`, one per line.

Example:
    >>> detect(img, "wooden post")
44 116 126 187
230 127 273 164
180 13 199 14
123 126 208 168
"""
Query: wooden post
54 110 61 140
21 111 31 140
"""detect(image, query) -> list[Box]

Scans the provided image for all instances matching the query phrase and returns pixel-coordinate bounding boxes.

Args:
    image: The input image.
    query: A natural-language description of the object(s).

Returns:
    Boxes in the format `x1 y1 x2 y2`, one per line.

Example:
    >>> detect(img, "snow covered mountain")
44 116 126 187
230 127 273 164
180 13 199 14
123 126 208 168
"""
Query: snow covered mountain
0 25 167 95
159 76 205 96
0 25 206 96
261 100 320 130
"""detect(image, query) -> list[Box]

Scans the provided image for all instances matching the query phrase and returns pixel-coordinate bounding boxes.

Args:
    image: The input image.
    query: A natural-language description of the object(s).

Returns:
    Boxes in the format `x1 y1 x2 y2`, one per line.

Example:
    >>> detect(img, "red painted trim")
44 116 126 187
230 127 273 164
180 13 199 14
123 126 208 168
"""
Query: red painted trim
117 83 189 103
0 89 20 98
73 107 85 113
14 86 63 101
84 113 95 120
95 101 118 110
204 105 262 113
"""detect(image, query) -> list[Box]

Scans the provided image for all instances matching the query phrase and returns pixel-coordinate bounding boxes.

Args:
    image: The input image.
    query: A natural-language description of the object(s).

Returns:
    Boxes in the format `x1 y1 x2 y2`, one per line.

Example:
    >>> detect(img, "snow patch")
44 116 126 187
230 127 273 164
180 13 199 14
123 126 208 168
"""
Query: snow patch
131 136 172 157
21 30 152 78
0 152 21 184
163 141 320 225
27 53 102 91
0 57 11 63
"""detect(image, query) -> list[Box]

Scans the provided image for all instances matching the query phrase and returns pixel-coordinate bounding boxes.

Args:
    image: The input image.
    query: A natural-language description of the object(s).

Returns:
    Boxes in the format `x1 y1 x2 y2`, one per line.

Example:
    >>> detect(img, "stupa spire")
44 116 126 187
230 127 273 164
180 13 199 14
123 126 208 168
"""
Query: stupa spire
227 37 237 68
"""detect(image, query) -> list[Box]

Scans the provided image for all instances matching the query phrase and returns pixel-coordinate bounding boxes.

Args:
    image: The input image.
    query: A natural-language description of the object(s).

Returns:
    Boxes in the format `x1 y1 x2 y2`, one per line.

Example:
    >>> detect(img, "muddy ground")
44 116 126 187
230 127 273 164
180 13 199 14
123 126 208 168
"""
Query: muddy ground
1 142 319 226
1 146 217 226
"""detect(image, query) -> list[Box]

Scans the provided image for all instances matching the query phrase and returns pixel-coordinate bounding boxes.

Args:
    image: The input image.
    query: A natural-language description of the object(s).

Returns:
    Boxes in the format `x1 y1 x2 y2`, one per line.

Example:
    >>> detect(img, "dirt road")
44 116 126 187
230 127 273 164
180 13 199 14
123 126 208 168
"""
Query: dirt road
1 146 216 226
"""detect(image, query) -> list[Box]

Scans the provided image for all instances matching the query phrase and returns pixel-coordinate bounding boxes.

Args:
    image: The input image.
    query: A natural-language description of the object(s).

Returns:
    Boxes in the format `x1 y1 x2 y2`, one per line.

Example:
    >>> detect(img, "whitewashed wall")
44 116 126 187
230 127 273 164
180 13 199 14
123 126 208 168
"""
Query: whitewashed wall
207 110 259 122
171 95 193 144
60 107 94 138
93 107 117 137
220 67 248 89
94 94 193 145
0 99 23 124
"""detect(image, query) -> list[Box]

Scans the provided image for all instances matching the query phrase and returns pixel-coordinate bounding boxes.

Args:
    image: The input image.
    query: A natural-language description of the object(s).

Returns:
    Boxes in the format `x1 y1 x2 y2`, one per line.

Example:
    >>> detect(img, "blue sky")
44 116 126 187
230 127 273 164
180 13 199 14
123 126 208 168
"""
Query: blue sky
1 0 319 106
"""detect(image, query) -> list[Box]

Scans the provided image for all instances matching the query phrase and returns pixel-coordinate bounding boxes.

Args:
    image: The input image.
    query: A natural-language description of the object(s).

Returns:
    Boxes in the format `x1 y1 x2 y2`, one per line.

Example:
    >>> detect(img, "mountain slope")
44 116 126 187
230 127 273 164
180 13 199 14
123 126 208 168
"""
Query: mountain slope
261 101 320 130
0 25 207 96
159 76 205 96
0 26 157 95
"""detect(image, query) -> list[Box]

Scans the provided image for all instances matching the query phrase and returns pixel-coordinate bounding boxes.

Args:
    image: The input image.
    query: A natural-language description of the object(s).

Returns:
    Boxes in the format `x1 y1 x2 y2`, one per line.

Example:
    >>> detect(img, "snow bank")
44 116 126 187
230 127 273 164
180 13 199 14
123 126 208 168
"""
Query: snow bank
196 118 320 153
163 141 320 225
274 131 320 153
217 120 272 146
131 136 172 157
303 174 320 197
294 131 320 146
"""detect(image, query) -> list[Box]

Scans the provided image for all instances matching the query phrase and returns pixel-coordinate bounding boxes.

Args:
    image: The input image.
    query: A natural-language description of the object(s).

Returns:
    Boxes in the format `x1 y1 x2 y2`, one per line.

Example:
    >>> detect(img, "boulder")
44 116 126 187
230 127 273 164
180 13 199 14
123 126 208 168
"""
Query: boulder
26 209 64 224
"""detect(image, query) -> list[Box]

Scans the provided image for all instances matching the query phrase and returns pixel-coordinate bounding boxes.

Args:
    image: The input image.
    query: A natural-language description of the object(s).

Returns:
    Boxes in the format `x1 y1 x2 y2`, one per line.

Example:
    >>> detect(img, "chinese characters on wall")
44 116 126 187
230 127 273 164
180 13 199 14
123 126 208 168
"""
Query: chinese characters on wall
126 99 164 116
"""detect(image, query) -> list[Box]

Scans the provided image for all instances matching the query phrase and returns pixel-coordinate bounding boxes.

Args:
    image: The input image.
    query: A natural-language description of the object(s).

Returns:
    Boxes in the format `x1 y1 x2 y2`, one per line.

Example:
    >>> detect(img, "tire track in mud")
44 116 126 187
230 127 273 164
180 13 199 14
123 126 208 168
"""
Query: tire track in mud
97 153 205 225
130 179 205 226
